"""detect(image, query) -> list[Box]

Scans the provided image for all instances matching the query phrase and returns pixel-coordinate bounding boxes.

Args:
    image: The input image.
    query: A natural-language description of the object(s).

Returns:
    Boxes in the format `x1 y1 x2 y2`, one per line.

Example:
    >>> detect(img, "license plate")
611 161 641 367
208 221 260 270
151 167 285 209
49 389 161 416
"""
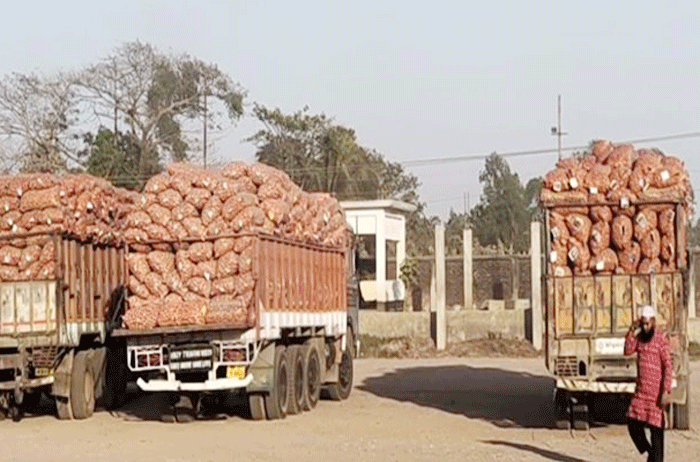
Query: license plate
595 338 625 355
35 367 50 377
226 365 246 379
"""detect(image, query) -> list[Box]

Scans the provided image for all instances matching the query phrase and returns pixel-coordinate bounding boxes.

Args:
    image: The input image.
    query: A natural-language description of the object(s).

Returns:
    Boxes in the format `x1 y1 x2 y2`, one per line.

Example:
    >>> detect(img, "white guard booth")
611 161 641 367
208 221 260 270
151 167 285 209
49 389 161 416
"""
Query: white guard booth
340 200 416 311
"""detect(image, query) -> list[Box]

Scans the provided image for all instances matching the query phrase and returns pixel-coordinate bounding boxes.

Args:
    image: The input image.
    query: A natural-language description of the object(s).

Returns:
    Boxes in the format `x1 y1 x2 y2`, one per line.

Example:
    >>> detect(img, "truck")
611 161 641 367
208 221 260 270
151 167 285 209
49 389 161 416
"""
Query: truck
0 231 127 421
111 232 358 422
543 199 691 430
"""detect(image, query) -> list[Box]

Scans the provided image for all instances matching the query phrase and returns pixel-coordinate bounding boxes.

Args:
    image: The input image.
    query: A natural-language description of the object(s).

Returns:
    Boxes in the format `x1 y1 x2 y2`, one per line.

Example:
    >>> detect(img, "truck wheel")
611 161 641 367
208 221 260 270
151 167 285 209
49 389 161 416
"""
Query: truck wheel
174 394 195 423
71 350 95 419
553 389 570 429
325 331 354 401
302 344 321 411
264 345 290 420
248 393 266 420
287 345 303 415
10 405 22 422
673 391 690 430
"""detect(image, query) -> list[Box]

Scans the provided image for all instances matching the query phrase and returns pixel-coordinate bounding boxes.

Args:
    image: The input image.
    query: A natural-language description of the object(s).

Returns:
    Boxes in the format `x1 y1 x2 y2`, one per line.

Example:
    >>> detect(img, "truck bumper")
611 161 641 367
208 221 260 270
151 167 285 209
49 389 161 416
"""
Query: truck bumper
557 378 678 394
136 374 253 392
0 376 54 391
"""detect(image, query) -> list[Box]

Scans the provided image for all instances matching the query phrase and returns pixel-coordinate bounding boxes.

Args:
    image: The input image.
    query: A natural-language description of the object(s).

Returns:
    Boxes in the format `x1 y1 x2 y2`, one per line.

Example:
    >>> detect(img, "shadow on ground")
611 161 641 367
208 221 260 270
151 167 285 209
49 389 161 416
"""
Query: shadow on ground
358 365 629 429
482 440 591 462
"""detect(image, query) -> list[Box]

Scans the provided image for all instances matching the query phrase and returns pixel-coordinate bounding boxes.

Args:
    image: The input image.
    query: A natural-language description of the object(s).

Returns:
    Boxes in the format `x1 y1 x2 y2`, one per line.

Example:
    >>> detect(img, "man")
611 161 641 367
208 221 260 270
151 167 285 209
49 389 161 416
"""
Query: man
624 304 673 462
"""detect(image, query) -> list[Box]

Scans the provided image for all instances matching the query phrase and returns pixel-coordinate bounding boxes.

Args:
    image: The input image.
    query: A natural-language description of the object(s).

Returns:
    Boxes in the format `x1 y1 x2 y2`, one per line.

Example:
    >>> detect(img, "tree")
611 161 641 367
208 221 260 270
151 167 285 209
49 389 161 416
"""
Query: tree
469 153 533 254
77 41 245 188
445 209 468 255
0 73 80 172
80 127 145 190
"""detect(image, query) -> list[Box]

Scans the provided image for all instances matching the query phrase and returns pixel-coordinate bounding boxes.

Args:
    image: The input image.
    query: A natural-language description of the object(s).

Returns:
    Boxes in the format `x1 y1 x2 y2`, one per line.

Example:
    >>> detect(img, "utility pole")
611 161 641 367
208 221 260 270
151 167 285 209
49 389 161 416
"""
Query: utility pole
203 93 208 169
551 94 567 160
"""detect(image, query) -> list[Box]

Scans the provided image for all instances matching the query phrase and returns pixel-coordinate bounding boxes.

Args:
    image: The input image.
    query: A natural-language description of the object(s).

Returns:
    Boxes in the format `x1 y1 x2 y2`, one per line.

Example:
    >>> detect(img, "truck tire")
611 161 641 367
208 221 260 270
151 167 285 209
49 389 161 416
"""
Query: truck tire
325 331 354 401
287 345 304 415
70 350 95 419
264 345 290 420
673 390 690 430
301 344 321 411
248 393 266 421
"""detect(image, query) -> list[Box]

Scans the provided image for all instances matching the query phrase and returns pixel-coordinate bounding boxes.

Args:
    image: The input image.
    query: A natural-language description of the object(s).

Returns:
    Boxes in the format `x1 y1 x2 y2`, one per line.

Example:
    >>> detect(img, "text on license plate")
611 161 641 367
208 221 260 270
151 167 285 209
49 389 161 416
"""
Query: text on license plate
226 365 246 379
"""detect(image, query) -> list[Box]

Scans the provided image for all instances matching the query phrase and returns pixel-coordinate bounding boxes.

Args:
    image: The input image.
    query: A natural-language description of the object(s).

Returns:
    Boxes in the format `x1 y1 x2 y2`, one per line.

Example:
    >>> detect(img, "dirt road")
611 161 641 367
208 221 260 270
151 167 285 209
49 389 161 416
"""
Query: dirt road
1 357 698 462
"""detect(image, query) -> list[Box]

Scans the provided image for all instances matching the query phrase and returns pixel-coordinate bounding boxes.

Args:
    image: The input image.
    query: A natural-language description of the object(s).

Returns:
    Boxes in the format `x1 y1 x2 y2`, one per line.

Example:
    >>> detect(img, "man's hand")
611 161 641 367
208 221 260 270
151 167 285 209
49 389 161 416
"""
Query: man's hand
660 393 672 407
629 319 641 336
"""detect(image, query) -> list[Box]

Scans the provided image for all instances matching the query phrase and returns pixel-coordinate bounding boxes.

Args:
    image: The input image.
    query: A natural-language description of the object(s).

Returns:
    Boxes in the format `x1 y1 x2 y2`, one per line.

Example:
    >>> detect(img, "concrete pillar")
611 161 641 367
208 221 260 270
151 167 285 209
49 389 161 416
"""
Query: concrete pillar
433 224 446 350
689 250 697 318
463 228 473 310
530 221 542 350
376 211 386 311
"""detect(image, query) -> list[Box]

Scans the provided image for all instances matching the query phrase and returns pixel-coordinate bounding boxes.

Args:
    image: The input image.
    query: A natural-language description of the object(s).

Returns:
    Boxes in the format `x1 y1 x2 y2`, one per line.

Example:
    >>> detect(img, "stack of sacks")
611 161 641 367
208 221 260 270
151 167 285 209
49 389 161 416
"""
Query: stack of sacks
0 173 135 282
542 141 692 276
122 162 350 330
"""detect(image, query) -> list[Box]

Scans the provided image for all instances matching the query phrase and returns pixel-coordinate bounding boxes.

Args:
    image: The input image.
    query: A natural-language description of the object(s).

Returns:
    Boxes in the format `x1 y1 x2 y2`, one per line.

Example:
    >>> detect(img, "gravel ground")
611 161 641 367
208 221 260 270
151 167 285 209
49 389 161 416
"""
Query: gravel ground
0 357 698 462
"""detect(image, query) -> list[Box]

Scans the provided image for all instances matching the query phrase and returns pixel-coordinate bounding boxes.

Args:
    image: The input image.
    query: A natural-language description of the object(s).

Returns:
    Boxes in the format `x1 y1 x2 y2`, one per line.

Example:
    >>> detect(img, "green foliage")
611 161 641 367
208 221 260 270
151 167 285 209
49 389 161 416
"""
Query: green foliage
469 153 539 254
399 257 419 289
81 127 156 190
445 209 469 255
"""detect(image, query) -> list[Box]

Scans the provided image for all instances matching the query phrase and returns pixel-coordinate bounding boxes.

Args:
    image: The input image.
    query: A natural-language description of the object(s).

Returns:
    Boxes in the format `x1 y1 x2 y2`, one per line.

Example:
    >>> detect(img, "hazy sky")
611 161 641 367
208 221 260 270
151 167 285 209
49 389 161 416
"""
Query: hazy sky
2 1 699 219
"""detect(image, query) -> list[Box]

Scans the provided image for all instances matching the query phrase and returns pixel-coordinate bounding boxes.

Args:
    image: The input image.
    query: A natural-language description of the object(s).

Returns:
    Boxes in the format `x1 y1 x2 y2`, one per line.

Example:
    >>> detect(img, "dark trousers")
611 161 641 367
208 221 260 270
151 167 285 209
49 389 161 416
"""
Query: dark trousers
628 419 664 462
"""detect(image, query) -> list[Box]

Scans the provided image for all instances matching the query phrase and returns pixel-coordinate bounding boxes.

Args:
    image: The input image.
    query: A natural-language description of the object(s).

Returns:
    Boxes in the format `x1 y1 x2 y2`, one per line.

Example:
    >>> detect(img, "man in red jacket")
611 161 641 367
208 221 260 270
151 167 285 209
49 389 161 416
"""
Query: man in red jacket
624 304 673 462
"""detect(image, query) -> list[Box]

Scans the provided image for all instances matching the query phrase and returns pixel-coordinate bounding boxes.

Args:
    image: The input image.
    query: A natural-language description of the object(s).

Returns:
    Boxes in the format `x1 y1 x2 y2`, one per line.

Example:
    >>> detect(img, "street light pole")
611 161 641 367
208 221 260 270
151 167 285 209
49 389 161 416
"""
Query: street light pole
551 94 568 160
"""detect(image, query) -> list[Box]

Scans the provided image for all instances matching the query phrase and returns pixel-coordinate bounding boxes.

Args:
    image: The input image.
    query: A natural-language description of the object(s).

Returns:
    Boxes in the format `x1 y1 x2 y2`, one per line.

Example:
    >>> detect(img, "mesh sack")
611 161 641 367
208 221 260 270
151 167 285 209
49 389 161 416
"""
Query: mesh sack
582 163 612 194
234 236 254 253
540 189 588 205
237 272 255 294
127 253 151 282
194 260 217 281
176 250 195 280
0 196 19 213
182 217 206 238
638 258 662 274
144 272 169 298
590 248 618 274
607 188 637 217
185 188 211 211
143 174 170 195
147 250 175 274
173 301 206 326
217 251 239 278
145 224 171 241
146 203 171 228
567 237 590 274
222 161 248 180
248 163 284 186
633 208 658 241
232 207 266 232
127 211 152 228
231 177 257 195
605 144 635 169
19 245 42 271
238 247 254 273
611 215 633 250
158 189 183 209
0 265 19 281
652 156 686 188
214 238 236 258
565 214 592 243
591 140 614 163
188 242 213 263
212 277 237 296
169 174 193 198
19 187 61 212
129 276 151 299
589 221 610 256
187 277 211 298
201 196 223 227
550 265 573 278
156 302 179 327
172 202 198 222
39 241 55 263
212 178 236 202
167 220 189 241
21 261 43 280
641 229 661 259
38 262 55 279
257 182 285 201
124 229 148 243
609 167 632 192
222 193 258 221
261 199 290 225
206 217 228 237
123 301 159 330
162 270 184 295
661 234 675 263
618 242 641 274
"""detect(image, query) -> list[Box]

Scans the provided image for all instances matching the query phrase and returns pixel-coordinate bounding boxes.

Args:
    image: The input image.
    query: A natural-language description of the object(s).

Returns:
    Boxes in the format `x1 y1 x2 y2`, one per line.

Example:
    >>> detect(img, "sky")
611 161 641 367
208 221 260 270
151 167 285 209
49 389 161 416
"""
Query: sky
2 0 700 220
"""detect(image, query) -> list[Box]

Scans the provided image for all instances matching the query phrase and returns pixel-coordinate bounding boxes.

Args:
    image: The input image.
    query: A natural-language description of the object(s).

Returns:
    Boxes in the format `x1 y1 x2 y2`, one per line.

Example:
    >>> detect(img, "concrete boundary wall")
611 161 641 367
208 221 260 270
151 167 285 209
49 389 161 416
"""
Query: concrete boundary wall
359 308 529 342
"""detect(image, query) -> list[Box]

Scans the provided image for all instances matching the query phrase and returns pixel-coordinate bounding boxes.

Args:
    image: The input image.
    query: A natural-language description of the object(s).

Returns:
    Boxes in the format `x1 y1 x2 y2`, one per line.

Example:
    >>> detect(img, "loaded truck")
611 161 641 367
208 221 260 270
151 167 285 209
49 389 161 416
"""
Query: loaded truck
0 231 127 421
542 142 691 430
111 233 358 421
